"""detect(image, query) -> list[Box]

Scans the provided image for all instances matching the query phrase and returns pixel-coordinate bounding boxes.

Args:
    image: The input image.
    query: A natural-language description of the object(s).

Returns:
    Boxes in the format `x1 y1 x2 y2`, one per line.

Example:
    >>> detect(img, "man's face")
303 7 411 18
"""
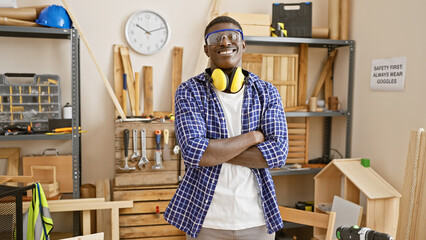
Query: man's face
204 22 246 72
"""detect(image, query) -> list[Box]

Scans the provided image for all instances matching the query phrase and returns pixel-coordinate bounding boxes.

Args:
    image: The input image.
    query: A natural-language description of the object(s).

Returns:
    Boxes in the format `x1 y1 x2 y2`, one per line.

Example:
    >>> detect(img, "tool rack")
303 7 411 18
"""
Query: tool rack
0 25 82 235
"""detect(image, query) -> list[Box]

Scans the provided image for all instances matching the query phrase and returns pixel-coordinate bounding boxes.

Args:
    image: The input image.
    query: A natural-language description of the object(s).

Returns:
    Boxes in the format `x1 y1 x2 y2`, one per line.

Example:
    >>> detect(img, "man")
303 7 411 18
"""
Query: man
164 16 288 239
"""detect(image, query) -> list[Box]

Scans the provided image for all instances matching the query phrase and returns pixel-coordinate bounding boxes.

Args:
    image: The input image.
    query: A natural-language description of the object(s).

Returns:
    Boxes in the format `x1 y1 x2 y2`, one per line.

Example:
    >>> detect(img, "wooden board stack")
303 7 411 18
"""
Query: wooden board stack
114 185 185 239
242 53 299 108
287 119 309 164
114 121 185 239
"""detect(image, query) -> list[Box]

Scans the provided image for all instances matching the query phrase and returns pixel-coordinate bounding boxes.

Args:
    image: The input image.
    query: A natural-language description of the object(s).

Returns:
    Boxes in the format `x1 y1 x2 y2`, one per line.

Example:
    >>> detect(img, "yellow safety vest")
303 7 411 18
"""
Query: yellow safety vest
22 183 54 240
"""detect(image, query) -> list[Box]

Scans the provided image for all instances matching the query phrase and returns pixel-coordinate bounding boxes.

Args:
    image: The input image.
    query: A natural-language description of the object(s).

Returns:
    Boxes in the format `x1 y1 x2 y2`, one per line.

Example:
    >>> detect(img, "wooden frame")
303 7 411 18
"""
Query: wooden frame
279 206 336 240
0 148 20 186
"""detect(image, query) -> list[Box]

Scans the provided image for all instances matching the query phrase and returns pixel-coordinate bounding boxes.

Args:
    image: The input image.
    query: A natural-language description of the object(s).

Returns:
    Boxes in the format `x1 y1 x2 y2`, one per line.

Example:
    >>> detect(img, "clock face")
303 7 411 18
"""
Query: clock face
125 10 170 55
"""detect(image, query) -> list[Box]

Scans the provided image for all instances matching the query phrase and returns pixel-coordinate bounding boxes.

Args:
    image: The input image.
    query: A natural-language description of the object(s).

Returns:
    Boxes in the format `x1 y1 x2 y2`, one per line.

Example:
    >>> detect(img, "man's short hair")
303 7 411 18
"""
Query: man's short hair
204 16 243 37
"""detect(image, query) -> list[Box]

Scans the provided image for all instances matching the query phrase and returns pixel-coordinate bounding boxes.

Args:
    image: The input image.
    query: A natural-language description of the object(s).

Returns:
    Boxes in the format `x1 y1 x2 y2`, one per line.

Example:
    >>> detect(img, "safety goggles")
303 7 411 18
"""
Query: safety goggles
204 29 244 45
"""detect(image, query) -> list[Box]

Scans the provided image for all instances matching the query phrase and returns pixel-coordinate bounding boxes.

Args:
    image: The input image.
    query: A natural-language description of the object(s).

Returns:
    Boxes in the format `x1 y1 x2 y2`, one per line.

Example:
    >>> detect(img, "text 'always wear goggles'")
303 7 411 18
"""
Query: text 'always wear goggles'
204 29 244 45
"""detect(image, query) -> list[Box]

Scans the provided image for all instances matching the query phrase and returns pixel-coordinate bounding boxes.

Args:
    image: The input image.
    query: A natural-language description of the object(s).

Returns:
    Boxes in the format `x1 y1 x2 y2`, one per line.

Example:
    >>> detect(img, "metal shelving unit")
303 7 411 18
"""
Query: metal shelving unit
245 36 355 159
0 25 81 235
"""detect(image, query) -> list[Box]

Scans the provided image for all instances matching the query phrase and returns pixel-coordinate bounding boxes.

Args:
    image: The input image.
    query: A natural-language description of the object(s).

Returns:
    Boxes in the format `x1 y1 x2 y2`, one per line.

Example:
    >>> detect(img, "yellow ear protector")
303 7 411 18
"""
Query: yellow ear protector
211 67 245 93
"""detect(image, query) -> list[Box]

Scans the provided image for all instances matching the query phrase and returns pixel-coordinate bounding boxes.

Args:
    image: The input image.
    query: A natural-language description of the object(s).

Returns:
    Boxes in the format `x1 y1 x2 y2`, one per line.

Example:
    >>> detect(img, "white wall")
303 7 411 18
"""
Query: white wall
350 0 426 191
2 0 425 231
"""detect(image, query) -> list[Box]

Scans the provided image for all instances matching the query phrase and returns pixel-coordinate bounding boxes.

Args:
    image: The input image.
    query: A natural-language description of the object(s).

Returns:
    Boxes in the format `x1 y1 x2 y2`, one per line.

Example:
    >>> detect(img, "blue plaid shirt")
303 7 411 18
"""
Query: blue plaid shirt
164 70 288 238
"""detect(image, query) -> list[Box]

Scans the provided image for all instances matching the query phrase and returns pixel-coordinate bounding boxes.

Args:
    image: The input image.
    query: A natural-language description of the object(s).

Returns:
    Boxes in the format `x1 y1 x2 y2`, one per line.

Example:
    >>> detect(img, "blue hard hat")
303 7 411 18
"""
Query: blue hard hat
36 5 72 29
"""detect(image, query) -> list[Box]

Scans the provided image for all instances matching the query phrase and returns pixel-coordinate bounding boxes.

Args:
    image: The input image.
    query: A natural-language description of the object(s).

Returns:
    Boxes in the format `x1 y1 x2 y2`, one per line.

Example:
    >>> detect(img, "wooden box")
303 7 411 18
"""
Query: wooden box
242 53 299 108
113 185 185 239
114 121 184 187
287 118 309 164
23 151 72 193
223 12 271 37
27 165 60 198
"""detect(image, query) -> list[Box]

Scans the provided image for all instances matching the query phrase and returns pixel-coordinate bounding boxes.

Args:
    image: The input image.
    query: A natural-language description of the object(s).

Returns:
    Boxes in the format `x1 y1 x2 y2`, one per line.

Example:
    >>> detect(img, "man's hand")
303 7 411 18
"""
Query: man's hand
199 130 267 168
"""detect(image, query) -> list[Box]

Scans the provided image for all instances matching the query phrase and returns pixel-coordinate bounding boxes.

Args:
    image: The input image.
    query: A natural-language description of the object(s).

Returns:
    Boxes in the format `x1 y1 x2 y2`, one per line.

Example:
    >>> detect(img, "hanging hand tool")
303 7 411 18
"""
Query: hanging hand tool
152 130 164 169
156 206 160 218
163 129 170 161
119 129 135 171
122 73 127 115
130 129 140 161
138 128 149 169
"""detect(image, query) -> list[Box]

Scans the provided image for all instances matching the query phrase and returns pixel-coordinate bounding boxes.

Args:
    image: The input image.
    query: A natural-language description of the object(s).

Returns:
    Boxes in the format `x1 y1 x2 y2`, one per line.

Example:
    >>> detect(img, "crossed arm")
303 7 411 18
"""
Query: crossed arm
199 130 269 169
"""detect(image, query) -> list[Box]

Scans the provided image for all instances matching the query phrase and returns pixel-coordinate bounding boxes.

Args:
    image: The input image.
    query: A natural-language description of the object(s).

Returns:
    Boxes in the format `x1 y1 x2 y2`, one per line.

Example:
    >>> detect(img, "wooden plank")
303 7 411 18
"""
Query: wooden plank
113 44 124 118
114 184 179 191
120 201 170 214
311 49 338 98
0 148 19 178
288 152 305 158
172 47 183 114
115 121 174 135
298 44 308 105
138 236 185 240
0 175 33 183
96 179 111 240
397 130 426 240
279 206 334 229
115 137 176 150
62 233 104 240
333 159 401 199
120 224 184 239
344 177 360 204
115 150 178 161
23 199 132 212
120 213 168 227
120 47 136 116
289 141 306 147
113 188 177 202
143 66 153 116
111 208 119 240
135 71 141 116
324 68 333 109
114 171 180 186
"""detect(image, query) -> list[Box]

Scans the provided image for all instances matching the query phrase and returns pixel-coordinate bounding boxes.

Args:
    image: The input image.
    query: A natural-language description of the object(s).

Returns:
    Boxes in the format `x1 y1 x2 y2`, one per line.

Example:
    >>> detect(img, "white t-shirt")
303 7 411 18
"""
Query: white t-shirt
202 86 265 230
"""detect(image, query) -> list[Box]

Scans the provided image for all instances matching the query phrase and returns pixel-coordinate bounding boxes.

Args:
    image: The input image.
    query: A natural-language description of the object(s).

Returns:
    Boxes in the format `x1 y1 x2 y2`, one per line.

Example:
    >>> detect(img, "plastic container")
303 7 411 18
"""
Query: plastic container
0 73 61 132
272 2 312 38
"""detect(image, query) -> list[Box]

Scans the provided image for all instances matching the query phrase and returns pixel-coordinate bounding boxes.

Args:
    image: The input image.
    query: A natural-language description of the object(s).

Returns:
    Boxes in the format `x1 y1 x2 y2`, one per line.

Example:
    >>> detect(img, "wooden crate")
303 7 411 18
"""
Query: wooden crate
27 165 60 198
23 153 72 193
114 121 184 187
287 118 309 164
223 12 271 37
242 53 299 108
113 185 185 239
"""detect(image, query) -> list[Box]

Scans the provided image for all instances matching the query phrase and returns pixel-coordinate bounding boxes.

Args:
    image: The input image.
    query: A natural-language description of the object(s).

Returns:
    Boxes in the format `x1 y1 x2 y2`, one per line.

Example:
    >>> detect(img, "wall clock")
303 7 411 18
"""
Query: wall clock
125 10 170 55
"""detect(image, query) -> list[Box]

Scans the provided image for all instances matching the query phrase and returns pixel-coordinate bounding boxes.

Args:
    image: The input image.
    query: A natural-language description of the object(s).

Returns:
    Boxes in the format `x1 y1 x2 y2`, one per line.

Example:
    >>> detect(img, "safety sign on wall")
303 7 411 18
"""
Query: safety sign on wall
370 57 406 91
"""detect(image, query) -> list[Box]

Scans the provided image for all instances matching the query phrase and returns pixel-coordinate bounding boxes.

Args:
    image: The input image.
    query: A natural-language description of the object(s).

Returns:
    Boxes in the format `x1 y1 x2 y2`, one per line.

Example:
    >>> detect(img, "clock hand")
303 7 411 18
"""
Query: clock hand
136 24 151 34
149 27 165 33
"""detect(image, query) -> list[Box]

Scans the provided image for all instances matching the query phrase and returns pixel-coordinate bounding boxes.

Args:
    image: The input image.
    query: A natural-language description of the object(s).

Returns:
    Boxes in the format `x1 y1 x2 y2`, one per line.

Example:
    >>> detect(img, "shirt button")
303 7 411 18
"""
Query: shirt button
205 200 208 204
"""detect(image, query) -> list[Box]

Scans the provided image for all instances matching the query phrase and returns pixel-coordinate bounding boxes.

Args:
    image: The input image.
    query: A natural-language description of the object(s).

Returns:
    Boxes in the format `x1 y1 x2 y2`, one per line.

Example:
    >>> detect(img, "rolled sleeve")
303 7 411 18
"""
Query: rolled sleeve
175 83 209 168
257 84 288 169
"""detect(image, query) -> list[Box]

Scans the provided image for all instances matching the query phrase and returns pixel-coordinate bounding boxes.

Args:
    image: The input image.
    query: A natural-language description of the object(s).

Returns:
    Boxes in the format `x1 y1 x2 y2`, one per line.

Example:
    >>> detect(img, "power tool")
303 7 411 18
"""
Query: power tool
336 226 394 240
